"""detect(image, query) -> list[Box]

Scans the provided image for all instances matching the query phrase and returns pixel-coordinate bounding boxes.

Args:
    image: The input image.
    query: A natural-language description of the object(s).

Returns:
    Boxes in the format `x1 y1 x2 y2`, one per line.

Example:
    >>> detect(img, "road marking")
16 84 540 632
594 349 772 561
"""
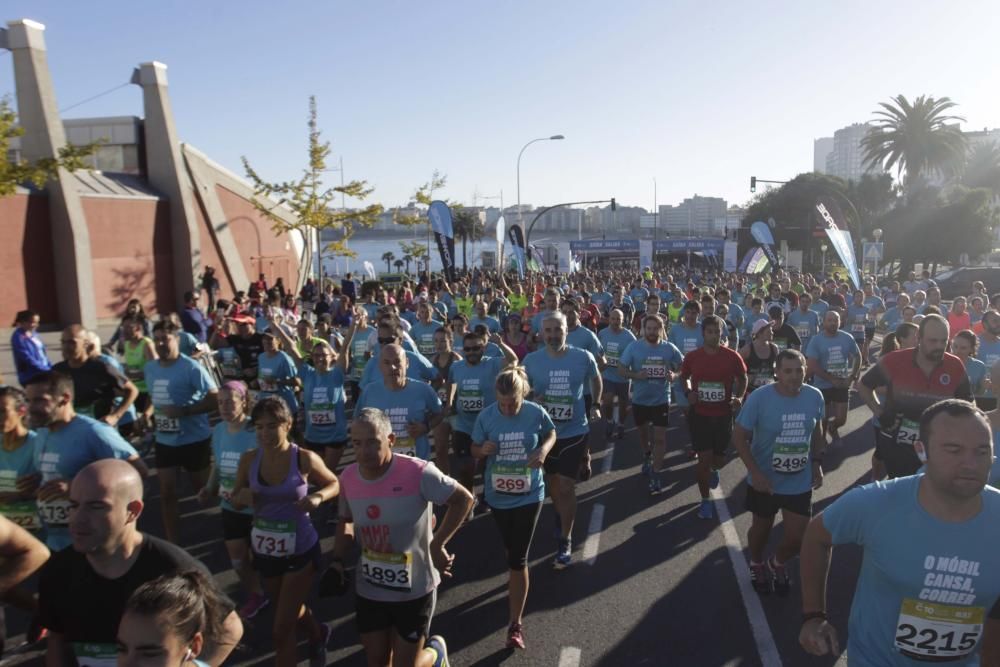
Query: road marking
601 442 615 474
558 646 582 667
710 487 783 666
582 503 605 565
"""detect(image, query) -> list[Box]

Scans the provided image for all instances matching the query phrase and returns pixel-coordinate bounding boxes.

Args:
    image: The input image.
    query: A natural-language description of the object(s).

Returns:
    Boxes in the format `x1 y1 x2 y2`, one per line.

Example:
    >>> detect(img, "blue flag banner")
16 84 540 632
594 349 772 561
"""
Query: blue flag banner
428 200 456 281
814 198 861 289
750 220 780 270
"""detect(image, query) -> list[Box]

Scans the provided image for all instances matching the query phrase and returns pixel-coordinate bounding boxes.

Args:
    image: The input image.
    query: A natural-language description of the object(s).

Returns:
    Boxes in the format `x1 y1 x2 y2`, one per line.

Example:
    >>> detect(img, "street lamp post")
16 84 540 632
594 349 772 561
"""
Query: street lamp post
516 135 564 229
820 243 828 275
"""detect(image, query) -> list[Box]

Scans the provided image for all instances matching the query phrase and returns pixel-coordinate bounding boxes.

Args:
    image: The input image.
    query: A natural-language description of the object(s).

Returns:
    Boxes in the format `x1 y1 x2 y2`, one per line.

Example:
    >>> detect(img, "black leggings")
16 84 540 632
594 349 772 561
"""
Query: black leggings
490 502 542 571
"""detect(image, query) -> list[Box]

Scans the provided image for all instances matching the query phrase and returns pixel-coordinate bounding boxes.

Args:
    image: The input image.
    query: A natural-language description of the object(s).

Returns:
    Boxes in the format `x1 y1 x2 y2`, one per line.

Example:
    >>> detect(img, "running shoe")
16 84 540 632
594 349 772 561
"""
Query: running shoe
687 448 698 460
309 622 332 667
769 556 791 597
710 469 720 490
697 499 714 520
238 592 269 619
750 562 772 595
553 539 572 569
426 634 450 667
617 424 625 440
641 453 652 477
648 476 663 495
506 622 526 650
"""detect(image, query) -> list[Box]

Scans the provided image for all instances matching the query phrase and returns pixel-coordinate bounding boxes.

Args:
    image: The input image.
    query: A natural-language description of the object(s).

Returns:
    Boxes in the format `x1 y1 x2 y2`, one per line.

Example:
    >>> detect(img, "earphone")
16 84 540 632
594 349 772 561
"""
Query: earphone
184 648 193 662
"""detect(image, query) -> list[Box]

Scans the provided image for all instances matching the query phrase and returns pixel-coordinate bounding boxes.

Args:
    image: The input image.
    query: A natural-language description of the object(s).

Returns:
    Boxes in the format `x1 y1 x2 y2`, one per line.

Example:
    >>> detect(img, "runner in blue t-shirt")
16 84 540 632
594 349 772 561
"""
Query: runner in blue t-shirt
410 302 444 357
471 367 556 649
144 321 219 543
196 381 267 619
620 313 684 493
668 301 704 409
806 311 861 446
355 344 443 461
787 293 821 354
734 349 825 596
256 333 299 415
523 311 600 569
800 400 1000 665
0 387 42 535
598 309 637 441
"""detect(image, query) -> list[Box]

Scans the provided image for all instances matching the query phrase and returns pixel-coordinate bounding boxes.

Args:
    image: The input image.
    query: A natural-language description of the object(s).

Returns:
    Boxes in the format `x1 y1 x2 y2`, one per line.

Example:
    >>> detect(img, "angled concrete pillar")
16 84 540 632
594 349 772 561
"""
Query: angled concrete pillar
132 61 200 305
3 19 97 328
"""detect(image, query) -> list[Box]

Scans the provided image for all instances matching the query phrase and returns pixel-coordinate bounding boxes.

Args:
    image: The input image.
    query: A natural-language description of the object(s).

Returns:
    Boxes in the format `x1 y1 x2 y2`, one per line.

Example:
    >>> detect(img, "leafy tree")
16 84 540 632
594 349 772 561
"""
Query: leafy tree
242 96 383 288
394 259 404 272
861 95 967 190
402 254 413 274
452 208 484 270
399 240 428 274
0 97 98 198
381 251 395 273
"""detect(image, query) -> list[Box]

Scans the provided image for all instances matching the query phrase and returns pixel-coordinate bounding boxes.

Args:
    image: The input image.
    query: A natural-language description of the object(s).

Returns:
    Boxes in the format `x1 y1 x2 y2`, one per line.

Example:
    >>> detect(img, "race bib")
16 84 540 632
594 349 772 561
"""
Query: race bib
772 443 810 474
606 355 620 368
698 381 726 403
251 518 296 557
642 358 668 380
894 599 983 660
851 323 866 335
125 366 144 381
221 360 241 379
457 390 484 413
309 403 336 426
828 361 850 378
544 395 574 422
154 413 180 433
436 387 448 404
794 323 811 339
774 338 789 352
73 643 118 667
751 371 773 388
38 498 71 526
897 418 920 447
418 336 435 356
492 463 531 495
393 436 416 458
0 500 39 531
219 475 236 503
361 547 412 591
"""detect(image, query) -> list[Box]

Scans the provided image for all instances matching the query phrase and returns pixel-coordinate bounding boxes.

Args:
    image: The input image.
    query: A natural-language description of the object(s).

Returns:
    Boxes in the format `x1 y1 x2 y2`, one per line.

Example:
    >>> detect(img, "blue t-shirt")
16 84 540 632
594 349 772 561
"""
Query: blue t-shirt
736 384 824 494
787 309 820 352
257 351 299 414
567 327 604 396
300 365 348 444
473 401 554 510
524 347 598 439
845 304 871 340
468 316 501 334
964 356 988 396
823 476 1000 666
742 313 770 342
360 348 437 388
805 332 861 389
619 339 684 407
179 331 200 356
725 302 746 328
668 323 703 407
32 416 137 549
355 381 442 460
411 321 444 356
448 356 505 435
598 327 636 384
976 336 1000 395
630 287 650 313
210 420 257 514
809 299 830 319
144 356 217 446
362 302 382 321
530 310 559 335
591 291 613 311
881 307 904 331
0 431 41 532
348 326 375 382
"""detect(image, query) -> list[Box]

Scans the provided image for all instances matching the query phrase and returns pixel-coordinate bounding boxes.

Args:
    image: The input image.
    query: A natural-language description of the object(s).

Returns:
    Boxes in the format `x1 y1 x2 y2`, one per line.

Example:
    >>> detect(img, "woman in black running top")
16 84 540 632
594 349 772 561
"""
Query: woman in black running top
740 319 779 392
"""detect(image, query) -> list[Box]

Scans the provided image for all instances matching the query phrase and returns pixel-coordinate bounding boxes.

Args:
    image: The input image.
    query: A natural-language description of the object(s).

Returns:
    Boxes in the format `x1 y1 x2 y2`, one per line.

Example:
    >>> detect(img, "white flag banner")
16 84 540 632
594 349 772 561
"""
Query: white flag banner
495 215 506 271
363 261 376 281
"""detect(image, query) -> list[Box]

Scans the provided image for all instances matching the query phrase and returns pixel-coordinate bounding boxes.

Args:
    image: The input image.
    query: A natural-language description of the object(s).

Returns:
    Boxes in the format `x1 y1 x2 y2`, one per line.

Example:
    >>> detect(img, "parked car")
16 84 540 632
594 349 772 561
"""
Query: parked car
931 266 1000 300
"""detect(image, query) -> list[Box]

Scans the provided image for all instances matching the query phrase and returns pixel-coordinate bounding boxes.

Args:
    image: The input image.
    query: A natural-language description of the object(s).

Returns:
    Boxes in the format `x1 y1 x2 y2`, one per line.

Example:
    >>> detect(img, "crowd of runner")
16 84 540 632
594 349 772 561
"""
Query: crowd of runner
3 264 1000 665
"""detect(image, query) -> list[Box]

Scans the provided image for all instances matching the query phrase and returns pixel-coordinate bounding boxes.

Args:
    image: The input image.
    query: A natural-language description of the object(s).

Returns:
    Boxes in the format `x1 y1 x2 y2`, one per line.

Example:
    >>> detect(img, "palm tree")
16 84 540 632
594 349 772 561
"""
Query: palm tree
402 254 413 274
393 259 404 273
381 251 395 273
961 141 1000 196
452 208 484 270
861 95 967 191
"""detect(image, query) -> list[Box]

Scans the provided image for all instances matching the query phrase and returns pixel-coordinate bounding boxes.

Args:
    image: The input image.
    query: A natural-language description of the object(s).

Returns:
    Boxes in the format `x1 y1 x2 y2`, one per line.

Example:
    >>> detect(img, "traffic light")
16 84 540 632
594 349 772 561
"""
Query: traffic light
750 176 757 193
611 197 616 211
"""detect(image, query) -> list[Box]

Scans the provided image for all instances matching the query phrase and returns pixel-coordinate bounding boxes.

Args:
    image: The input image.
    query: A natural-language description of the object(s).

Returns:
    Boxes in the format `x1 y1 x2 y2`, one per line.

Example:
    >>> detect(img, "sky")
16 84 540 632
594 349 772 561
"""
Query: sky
3 0 1000 214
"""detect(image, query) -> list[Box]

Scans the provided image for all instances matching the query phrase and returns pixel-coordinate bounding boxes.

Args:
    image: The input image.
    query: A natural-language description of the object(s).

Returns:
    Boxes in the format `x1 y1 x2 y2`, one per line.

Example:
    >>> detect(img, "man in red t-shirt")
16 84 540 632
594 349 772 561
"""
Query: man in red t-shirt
681 315 749 520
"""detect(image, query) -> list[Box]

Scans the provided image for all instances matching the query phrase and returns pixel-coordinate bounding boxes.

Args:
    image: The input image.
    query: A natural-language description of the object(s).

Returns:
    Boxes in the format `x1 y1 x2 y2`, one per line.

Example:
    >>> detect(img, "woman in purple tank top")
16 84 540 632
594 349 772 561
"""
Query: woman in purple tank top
232 396 339 666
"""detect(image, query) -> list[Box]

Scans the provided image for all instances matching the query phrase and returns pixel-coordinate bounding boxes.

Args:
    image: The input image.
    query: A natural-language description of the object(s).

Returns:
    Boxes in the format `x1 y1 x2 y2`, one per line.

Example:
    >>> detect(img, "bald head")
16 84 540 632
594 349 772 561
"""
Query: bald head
74 459 144 505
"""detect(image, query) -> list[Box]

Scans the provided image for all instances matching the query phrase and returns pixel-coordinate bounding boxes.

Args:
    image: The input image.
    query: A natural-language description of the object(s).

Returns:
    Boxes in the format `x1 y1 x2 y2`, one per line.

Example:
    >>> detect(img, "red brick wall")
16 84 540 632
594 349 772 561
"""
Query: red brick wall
0 193 58 327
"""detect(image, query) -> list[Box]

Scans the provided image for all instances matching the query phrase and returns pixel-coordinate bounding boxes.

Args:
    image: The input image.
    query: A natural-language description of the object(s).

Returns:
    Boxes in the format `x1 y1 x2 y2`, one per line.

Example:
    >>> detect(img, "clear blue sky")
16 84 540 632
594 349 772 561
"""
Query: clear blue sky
3 0 999 213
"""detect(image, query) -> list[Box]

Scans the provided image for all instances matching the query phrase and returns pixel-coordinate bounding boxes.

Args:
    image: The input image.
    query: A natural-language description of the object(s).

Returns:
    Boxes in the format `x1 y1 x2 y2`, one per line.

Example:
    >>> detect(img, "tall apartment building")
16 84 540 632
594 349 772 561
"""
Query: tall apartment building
814 123 885 182
659 195 728 237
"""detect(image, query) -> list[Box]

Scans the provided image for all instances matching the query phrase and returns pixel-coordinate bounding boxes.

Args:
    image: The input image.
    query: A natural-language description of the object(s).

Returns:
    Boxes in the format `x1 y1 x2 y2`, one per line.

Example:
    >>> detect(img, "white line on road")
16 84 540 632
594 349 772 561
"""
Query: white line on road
558 646 582 667
582 503 605 565
710 487 783 667
601 442 615 474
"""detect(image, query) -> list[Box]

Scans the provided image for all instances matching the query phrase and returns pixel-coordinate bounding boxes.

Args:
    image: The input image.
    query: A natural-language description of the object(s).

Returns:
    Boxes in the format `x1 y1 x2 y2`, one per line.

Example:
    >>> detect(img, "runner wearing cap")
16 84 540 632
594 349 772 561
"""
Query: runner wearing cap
741 319 779 393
